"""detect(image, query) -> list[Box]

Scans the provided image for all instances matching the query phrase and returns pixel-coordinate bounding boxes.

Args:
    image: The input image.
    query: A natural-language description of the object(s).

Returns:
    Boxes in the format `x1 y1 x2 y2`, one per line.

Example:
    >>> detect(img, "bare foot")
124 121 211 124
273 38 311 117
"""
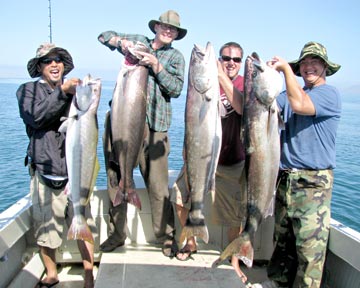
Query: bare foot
176 239 197 261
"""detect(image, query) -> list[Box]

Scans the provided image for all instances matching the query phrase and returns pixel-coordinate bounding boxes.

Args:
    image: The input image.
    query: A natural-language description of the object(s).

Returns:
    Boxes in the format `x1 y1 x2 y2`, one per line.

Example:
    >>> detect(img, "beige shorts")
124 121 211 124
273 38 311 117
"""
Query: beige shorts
211 161 247 227
31 170 97 249
171 161 247 227
171 166 191 209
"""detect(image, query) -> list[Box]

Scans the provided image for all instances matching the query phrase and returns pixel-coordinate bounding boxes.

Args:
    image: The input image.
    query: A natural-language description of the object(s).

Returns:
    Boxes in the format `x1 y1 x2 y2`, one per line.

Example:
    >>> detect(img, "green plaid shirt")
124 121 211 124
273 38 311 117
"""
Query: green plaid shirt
99 31 185 131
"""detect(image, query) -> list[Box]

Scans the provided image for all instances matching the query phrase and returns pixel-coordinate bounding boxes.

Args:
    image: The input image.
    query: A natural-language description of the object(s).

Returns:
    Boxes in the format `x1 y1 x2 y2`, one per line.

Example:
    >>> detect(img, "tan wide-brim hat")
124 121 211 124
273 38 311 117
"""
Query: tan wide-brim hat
289 41 341 77
27 43 74 78
148 10 187 40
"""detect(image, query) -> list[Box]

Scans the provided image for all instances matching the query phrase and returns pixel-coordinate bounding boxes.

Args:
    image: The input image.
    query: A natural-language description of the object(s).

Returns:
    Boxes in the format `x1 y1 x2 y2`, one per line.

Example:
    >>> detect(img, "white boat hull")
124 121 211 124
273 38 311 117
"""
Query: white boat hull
1 171 359 287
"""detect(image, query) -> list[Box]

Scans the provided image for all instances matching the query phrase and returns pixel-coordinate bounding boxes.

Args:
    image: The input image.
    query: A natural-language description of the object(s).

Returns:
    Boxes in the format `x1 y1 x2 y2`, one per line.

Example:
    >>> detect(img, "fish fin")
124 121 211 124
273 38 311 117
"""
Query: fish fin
90 158 100 195
126 189 142 210
107 167 120 202
58 119 69 133
264 191 276 218
67 215 94 244
198 100 211 123
211 256 224 268
208 177 216 195
112 189 124 207
216 232 254 268
81 157 100 206
179 224 209 244
267 104 279 137
193 76 211 96
277 110 285 130
219 101 227 117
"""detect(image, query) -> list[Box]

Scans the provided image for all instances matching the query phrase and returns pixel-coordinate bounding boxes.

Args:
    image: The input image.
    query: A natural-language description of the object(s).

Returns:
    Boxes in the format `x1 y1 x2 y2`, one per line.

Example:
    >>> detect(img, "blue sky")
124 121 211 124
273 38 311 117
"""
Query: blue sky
1 0 359 93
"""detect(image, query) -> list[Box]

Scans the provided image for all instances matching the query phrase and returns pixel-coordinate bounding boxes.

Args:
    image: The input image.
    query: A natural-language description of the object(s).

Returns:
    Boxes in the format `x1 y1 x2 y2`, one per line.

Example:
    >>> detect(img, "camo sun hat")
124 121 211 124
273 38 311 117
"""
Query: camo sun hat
148 10 187 40
27 43 74 78
289 41 341 77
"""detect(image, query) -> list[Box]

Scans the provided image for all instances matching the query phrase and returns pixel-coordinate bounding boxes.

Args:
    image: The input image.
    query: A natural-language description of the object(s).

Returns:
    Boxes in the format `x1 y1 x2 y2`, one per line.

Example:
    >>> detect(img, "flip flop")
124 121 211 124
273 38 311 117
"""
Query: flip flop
37 280 59 288
176 248 197 261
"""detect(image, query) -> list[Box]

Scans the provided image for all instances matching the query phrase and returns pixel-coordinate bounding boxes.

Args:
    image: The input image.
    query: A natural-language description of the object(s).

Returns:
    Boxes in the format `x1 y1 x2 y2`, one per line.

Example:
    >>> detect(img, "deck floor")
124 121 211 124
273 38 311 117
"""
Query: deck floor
55 264 98 288
91 243 268 288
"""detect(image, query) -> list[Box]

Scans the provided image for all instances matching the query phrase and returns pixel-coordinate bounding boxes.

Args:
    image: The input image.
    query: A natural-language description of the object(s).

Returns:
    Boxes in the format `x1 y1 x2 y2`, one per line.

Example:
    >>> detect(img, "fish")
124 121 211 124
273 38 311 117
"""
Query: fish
59 74 102 244
212 52 283 268
110 41 149 210
179 42 222 244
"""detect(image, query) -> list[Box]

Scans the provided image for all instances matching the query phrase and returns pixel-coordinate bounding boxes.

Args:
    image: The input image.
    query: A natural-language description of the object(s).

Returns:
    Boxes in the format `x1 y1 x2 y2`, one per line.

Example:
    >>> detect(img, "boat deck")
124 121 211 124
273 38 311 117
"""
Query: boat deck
3 177 360 287
54 243 268 288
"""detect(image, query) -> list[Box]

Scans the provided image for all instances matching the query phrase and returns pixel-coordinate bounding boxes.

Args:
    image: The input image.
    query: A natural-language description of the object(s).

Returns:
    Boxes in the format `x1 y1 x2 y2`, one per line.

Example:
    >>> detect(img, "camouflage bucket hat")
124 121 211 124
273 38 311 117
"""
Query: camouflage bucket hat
289 41 341 77
27 43 74 78
148 10 187 40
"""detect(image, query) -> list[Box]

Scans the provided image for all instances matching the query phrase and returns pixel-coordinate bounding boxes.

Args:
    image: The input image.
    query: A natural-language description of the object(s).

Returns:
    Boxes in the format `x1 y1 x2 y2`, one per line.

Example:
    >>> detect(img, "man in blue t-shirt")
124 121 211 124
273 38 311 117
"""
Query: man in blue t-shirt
252 42 341 288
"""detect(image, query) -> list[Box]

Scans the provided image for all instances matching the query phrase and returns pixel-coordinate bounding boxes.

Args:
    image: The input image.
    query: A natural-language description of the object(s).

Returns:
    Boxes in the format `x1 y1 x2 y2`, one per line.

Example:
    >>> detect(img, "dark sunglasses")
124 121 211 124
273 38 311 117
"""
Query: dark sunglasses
40 56 63 65
159 23 178 33
221 55 242 63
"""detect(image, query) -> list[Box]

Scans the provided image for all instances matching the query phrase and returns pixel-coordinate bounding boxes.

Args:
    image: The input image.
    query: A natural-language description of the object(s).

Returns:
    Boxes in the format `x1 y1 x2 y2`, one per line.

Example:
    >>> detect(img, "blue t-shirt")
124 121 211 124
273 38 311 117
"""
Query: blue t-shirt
277 84 341 170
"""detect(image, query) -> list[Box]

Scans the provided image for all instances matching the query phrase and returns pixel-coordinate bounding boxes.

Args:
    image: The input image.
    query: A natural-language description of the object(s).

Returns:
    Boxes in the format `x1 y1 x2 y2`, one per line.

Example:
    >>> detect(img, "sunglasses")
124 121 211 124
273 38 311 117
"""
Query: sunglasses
40 56 63 65
159 23 178 33
221 55 242 63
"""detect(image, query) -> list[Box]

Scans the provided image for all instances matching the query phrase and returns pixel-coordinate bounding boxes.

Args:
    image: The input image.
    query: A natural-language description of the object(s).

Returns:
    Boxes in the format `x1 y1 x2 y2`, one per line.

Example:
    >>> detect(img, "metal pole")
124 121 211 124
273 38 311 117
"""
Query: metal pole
48 0 53 43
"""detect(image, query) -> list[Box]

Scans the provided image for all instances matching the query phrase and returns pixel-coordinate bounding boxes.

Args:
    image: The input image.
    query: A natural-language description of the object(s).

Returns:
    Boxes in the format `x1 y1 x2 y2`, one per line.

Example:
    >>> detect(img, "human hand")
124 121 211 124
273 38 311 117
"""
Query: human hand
266 56 288 73
120 39 134 54
137 51 157 66
217 59 226 78
136 51 162 73
61 78 80 95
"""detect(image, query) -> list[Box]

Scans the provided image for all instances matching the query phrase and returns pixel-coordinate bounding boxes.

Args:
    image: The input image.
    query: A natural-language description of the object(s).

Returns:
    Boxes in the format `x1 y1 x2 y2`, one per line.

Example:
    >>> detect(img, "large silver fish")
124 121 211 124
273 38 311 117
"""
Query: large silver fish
110 41 149 210
179 42 222 244
212 52 283 268
59 75 102 244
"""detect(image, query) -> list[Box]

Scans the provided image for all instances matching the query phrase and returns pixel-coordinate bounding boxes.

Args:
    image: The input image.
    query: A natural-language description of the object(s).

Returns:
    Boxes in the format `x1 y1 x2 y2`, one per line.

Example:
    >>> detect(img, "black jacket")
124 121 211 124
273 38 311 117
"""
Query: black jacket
16 80 73 176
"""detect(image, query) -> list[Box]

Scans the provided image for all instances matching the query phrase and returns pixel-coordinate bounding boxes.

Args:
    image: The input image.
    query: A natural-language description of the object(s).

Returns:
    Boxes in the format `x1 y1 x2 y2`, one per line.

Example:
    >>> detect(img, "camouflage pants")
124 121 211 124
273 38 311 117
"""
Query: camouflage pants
267 169 333 288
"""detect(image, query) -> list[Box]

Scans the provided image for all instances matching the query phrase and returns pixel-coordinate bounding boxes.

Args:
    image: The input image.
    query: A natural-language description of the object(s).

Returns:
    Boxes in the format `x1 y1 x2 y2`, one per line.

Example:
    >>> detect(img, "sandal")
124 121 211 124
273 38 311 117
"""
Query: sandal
36 280 59 288
176 248 197 261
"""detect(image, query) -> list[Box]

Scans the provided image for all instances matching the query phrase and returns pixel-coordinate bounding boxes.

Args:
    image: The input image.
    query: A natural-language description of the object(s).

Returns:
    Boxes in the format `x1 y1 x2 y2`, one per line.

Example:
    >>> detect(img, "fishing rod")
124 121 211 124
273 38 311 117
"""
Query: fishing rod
48 0 53 43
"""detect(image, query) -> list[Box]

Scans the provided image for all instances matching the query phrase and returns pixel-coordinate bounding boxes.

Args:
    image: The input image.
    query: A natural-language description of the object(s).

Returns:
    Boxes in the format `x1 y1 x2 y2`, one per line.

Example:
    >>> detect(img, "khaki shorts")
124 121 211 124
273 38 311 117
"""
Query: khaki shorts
211 161 247 227
171 161 247 228
31 170 97 249
171 166 191 209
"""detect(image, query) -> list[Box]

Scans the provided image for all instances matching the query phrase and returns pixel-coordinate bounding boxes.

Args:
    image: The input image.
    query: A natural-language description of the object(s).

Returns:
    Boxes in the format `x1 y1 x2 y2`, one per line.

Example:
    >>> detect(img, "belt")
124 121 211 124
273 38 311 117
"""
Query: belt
281 168 315 173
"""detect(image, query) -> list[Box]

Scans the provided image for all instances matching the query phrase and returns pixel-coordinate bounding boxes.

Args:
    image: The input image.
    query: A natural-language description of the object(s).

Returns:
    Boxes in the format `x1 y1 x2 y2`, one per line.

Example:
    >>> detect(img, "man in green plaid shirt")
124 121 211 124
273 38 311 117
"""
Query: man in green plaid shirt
98 10 187 257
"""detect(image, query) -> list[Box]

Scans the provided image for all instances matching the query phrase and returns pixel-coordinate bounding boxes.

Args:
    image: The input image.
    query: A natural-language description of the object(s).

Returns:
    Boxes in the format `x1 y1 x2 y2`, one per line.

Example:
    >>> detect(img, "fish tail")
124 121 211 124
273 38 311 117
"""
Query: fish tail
212 232 254 268
236 232 254 267
126 188 142 210
179 224 209 244
67 215 94 244
112 188 124 207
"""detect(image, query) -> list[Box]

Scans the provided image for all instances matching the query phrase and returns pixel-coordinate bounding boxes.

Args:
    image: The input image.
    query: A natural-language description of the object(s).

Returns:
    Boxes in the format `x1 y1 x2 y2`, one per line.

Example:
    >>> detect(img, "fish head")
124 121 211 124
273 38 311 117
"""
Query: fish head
245 52 283 107
125 41 150 65
74 74 102 113
189 42 218 97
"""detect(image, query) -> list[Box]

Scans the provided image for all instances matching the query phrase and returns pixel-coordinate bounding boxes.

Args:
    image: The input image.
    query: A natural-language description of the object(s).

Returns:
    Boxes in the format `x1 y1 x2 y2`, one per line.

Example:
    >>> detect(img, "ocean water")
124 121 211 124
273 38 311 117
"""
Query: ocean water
1 78 359 232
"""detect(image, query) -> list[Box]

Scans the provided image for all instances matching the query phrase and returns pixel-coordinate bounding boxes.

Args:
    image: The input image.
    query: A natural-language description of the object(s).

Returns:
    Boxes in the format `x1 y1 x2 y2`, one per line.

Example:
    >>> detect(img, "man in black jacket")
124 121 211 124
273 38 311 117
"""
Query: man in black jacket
16 43 96 288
